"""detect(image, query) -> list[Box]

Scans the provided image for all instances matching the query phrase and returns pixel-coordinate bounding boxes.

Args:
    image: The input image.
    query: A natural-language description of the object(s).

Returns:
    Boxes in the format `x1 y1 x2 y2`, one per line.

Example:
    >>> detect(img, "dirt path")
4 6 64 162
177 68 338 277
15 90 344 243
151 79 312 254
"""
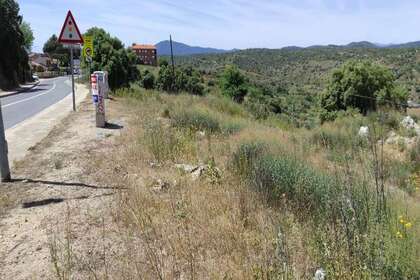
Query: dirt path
0 97 125 279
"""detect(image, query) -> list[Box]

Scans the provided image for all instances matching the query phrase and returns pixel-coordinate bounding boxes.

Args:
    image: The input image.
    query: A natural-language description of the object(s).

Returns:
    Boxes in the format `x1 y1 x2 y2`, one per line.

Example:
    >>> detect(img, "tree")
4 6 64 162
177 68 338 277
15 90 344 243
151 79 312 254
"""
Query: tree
82 27 139 90
219 65 248 102
20 21 34 51
156 65 204 95
142 70 155 89
0 0 30 89
43 34 69 66
158 57 169 67
320 60 408 121
156 65 174 91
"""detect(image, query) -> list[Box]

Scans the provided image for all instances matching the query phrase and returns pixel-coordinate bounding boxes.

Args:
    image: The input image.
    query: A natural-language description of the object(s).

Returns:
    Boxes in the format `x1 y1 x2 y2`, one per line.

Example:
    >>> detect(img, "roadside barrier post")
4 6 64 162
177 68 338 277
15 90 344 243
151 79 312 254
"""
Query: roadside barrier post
91 73 106 128
0 104 11 182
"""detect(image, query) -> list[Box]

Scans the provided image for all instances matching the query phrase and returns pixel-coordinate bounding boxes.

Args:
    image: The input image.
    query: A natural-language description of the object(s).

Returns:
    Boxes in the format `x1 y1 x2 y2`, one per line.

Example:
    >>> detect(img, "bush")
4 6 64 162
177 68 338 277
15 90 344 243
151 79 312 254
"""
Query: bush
156 65 204 95
230 142 267 178
171 108 221 134
207 95 247 117
218 65 248 103
158 57 169 67
141 70 155 89
171 107 243 136
230 142 419 278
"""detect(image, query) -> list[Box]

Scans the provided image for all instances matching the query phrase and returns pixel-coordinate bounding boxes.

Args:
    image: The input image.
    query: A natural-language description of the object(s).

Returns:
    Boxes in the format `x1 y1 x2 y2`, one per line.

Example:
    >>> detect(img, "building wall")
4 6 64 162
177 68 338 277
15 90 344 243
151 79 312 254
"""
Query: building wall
134 49 157 66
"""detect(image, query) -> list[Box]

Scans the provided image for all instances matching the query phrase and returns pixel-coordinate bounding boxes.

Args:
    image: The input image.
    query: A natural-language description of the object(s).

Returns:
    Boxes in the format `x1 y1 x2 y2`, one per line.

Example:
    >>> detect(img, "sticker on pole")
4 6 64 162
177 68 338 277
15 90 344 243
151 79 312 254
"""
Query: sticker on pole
58 10 84 44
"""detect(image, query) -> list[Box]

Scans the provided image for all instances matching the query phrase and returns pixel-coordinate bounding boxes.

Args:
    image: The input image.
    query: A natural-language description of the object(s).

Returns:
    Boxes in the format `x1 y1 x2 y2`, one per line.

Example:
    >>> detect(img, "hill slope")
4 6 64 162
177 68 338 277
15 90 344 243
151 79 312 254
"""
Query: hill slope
156 40 230 56
175 46 420 99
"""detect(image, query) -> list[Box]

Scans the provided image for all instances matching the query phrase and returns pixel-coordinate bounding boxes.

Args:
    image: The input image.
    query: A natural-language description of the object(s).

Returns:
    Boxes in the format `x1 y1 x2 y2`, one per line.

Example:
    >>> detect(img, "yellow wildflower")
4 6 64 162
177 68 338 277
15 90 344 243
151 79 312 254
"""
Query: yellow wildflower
399 218 405 225
405 222 413 229
396 231 403 239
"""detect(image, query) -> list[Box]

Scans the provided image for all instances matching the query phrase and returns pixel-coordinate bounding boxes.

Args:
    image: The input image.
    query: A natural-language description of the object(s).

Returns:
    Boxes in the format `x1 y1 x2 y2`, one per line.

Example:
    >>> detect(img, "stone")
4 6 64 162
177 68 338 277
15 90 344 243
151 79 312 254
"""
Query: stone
401 116 417 130
385 131 415 146
149 161 161 168
175 164 198 173
175 163 212 180
314 268 326 280
152 179 170 192
358 126 369 137
191 166 207 181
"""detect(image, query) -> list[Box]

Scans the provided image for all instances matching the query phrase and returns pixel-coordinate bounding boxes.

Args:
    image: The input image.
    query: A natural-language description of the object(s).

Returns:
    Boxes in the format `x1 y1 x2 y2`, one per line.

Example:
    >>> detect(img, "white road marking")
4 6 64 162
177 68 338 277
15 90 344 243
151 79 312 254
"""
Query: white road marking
1 81 57 109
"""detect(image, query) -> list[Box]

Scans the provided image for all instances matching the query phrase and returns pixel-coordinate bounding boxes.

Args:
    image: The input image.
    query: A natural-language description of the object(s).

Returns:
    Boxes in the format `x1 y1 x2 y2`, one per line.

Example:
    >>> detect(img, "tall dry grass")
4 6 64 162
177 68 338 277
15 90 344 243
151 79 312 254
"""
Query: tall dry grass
49 88 419 279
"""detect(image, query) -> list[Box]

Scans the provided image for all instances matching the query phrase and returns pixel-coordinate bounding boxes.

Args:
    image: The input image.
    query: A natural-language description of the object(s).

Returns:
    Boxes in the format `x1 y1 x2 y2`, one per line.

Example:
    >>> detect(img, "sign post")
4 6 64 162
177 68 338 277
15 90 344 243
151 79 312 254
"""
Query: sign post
83 35 94 82
58 10 84 111
0 103 10 182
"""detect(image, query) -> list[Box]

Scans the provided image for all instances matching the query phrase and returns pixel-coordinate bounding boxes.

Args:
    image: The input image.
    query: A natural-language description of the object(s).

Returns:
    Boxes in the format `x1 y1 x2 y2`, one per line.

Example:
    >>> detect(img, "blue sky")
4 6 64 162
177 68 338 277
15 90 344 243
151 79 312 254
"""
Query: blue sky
17 0 420 52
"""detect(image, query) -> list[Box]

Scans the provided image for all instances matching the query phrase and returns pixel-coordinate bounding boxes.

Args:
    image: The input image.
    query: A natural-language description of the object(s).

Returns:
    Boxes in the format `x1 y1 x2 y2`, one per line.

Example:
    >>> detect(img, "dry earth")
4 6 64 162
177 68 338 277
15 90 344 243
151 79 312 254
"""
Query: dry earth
0 96 127 279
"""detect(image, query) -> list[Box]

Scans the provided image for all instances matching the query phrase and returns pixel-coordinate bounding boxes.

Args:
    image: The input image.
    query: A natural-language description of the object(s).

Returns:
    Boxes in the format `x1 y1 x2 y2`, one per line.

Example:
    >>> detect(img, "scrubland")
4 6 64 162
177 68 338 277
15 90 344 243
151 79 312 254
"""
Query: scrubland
49 88 419 279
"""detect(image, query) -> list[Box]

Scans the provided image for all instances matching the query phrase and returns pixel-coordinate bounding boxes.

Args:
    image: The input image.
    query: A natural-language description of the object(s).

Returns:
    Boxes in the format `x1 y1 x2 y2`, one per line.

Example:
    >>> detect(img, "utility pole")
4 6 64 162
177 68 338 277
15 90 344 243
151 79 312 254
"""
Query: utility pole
170 35 175 91
0 102 11 182
70 45 76 111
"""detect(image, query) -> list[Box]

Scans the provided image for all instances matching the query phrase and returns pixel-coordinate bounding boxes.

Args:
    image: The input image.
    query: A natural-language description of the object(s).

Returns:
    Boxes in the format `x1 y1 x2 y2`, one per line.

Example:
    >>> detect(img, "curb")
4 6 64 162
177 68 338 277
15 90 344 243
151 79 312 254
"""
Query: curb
0 81 41 99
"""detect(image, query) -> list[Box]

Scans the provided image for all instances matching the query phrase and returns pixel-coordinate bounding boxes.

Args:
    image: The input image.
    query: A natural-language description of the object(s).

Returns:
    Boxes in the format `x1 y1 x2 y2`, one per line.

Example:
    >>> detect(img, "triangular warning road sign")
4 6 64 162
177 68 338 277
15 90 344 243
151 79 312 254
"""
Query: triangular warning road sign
58 10 84 44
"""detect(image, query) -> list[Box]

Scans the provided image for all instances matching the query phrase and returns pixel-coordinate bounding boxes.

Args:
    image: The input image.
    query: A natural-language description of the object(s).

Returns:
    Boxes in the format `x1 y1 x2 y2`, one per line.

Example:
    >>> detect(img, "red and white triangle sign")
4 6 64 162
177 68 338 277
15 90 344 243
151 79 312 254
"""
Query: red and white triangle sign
58 10 84 44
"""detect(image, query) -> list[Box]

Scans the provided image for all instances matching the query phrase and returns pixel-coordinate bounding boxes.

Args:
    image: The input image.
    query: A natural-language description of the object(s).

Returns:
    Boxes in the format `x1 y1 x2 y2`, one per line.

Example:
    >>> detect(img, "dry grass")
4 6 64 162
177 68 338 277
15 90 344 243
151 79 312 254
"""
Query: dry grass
47 90 419 279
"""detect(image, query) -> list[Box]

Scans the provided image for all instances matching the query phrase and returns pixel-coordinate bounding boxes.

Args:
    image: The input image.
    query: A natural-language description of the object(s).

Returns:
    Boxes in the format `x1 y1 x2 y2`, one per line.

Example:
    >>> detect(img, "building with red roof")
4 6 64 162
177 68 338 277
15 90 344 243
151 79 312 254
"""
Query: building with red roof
132 43 158 66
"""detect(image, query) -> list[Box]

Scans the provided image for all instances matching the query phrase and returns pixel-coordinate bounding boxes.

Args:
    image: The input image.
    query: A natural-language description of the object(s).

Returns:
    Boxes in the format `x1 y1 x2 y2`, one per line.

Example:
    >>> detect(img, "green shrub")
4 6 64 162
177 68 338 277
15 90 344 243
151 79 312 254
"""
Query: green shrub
207 95 246 117
230 142 267 178
171 107 243 135
218 65 248 103
221 120 244 135
230 142 419 278
171 109 221 133
141 70 155 89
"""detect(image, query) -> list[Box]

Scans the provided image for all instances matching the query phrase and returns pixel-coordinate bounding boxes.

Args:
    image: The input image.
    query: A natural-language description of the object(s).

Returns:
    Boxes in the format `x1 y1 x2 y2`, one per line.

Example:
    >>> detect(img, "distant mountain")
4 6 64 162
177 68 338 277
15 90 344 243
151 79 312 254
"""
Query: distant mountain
386 41 420 48
154 39 420 57
345 41 378 48
156 40 232 56
304 41 420 50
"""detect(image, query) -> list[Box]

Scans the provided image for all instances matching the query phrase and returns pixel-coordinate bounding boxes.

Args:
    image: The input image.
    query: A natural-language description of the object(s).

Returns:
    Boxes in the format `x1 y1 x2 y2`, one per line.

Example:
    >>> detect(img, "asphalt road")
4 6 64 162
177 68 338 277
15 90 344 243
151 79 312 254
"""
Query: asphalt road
0 76 72 130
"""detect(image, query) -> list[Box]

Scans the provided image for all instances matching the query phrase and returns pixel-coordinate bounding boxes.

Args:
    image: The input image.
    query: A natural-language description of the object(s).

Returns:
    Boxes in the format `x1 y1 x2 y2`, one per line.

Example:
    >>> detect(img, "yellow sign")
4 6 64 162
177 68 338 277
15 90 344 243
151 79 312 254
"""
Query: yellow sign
83 36 94 58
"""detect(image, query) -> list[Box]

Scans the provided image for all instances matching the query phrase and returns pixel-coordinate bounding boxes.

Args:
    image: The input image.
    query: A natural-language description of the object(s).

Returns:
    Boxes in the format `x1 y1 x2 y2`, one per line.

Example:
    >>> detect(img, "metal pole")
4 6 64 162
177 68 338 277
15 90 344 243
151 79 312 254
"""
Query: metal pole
70 46 76 111
170 35 175 75
0 102 11 182
170 35 175 91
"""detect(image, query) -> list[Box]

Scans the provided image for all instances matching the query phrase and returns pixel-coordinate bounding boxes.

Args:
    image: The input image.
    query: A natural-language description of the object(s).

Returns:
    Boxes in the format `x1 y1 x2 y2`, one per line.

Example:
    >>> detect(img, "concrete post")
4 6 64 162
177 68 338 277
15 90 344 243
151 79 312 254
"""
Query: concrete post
0 102 11 182
91 73 106 128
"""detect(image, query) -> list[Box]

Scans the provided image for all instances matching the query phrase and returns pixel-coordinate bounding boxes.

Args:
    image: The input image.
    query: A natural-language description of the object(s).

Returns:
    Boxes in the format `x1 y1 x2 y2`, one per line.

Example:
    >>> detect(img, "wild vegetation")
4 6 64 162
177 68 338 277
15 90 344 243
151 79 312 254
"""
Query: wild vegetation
2 20 409 278
0 0 32 89
175 47 420 96
43 35 72 67
46 86 419 279
81 27 139 90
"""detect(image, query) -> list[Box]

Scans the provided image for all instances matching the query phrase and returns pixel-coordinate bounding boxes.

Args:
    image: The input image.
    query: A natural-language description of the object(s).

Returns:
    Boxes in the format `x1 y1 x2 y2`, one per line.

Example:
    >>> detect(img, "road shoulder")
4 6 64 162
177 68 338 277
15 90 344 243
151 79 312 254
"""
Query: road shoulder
0 93 125 279
0 81 41 98
5 83 89 167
